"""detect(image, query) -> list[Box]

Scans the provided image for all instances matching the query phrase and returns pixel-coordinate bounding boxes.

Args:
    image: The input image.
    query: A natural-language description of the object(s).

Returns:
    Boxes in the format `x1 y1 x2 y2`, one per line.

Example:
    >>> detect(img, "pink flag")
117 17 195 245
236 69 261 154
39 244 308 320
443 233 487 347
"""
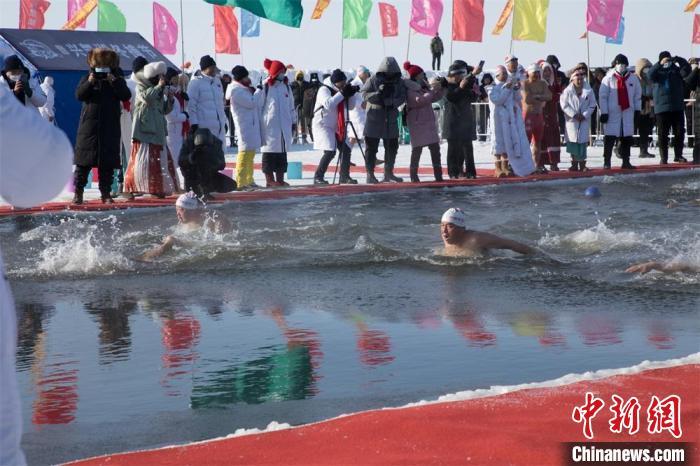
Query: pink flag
67 0 88 28
586 0 624 38
409 0 443 36
378 2 398 37
694 14 700 43
153 2 179 55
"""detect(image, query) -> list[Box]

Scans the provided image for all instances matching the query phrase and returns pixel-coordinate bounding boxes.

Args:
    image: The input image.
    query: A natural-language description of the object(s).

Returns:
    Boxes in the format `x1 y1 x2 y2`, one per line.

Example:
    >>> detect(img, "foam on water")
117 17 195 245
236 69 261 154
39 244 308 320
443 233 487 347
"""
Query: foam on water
538 219 643 254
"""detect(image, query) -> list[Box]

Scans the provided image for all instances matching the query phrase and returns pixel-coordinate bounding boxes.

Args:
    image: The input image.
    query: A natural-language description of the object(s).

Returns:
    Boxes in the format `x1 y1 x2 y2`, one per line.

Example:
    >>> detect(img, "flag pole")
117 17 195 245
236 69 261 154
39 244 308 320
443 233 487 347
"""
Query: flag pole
382 36 387 57
586 33 591 80
406 28 412 62
508 3 514 56
340 1 345 69
449 1 454 65
179 0 185 68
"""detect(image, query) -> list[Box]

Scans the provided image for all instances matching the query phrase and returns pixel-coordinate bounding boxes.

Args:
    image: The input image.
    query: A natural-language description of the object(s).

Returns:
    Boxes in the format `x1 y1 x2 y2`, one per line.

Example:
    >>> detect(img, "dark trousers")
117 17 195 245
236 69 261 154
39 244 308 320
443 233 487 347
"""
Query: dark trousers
74 165 113 196
432 54 441 71
315 143 351 181
225 108 235 146
694 138 700 164
637 114 654 151
447 139 475 178
410 143 442 180
656 111 685 161
181 165 236 196
603 135 632 166
262 152 288 174
364 137 398 173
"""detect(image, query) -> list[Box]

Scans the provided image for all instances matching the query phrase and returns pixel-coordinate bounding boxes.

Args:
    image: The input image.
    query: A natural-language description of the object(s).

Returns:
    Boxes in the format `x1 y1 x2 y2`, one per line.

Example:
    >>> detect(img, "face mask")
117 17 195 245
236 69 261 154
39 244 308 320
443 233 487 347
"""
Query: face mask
7 73 22 82
615 64 627 74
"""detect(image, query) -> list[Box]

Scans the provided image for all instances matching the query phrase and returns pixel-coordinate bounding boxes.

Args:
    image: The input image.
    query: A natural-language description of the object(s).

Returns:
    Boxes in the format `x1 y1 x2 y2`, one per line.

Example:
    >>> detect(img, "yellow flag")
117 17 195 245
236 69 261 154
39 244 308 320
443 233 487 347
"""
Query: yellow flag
492 0 514 35
685 0 700 12
512 0 549 43
311 0 331 19
62 0 98 30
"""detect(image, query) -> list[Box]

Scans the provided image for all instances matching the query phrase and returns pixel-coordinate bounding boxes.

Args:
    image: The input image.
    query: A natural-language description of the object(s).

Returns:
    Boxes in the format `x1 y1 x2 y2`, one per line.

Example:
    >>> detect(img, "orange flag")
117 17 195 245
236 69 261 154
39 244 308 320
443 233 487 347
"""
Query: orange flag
311 0 331 19
685 0 699 12
492 0 513 35
62 0 97 30
214 6 239 54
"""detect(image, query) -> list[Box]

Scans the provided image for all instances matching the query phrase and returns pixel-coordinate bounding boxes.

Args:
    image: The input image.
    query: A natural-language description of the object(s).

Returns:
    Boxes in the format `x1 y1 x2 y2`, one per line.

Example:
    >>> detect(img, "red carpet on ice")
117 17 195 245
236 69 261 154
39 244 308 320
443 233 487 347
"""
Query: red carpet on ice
67 363 699 466
1 164 695 217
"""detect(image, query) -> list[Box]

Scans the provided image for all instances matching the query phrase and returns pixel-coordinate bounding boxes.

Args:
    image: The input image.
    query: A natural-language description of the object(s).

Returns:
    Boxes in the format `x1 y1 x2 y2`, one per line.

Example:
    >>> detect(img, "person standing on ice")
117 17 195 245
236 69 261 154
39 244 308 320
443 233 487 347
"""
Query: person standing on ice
488 65 534 178
430 33 444 71
38 76 55 123
442 62 478 179
361 57 407 184
165 67 188 172
348 66 371 163
403 61 445 183
229 65 263 190
312 69 359 185
560 69 597 171
0 81 73 466
187 55 227 151
522 63 552 174
599 54 642 170
259 58 296 188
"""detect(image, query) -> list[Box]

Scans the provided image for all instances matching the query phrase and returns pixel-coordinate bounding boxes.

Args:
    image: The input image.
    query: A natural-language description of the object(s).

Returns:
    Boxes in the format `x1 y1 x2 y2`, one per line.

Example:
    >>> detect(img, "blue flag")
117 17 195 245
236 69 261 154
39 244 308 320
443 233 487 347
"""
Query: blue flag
605 16 624 45
241 8 260 37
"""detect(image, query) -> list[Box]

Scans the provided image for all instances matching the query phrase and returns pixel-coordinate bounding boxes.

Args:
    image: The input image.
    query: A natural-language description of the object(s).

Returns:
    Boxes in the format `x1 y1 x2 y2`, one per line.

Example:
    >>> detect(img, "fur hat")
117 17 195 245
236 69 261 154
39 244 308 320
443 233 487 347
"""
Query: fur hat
403 61 424 79
144 61 167 79
87 48 119 69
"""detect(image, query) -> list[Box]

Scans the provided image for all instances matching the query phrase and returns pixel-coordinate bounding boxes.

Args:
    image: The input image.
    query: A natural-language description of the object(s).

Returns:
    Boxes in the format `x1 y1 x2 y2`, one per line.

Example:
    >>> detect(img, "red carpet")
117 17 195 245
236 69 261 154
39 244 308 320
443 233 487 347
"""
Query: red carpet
1 164 695 217
67 363 699 466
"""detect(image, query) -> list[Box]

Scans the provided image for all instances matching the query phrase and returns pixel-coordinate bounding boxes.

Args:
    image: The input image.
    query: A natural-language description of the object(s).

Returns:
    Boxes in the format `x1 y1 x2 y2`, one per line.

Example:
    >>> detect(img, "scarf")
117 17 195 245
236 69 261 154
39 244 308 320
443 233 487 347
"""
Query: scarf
615 72 630 111
336 100 346 142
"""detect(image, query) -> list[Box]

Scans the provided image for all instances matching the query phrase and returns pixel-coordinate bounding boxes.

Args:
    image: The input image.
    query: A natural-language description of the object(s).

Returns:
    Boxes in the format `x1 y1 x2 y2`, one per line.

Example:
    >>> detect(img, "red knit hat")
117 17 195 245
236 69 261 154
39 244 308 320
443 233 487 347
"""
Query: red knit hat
264 58 286 84
403 61 424 79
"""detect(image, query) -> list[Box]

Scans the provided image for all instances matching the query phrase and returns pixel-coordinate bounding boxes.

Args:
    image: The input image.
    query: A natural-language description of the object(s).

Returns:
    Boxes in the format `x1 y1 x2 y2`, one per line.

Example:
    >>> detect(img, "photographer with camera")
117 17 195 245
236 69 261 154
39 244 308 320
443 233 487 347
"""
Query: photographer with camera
649 51 692 164
442 61 480 179
73 48 131 204
0 55 46 112
312 69 359 185
361 57 407 184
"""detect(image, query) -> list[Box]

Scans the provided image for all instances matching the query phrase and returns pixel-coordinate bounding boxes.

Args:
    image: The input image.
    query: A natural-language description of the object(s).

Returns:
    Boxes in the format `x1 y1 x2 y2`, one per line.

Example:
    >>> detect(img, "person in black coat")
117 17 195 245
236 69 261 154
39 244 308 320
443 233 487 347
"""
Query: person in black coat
442 63 478 179
73 48 131 204
684 62 700 164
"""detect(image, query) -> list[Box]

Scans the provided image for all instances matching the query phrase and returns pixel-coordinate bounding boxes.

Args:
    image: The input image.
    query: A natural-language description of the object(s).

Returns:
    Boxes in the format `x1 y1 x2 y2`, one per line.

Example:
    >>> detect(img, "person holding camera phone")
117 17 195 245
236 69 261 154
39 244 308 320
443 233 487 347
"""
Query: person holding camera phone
0 55 46 112
73 48 131 204
442 61 480 179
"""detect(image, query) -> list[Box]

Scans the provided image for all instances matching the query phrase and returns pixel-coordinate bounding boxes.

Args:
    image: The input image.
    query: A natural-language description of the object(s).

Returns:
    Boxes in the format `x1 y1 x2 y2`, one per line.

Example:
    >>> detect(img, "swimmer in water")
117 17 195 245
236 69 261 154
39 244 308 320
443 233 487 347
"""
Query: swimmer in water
440 207 536 256
625 261 699 274
666 199 700 208
139 192 232 261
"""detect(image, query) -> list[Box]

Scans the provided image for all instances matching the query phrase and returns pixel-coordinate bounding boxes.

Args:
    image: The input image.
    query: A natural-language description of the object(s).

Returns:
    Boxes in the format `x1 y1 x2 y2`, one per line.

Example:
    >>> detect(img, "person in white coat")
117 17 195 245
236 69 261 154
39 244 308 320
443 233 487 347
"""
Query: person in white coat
259 58 296 187
348 66 370 157
0 83 73 466
0 55 46 112
560 69 597 171
598 54 642 169
165 67 188 169
187 55 226 150
312 69 358 185
38 76 55 122
229 65 263 190
488 65 535 177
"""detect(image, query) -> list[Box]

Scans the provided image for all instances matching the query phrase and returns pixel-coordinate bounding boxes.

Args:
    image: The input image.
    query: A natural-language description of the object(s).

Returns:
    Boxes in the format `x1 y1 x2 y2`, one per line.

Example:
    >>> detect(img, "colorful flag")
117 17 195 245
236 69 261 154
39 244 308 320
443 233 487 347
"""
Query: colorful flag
63 0 98 29
586 0 624 38
580 30 588 39
343 0 372 39
378 2 398 37
492 0 513 35
605 16 624 45
67 0 88 28
98 0 126 32
240 9 260 37
311 0 330 19
409 0 443 36
205 0 303 28
685 0 699 12
214 5 240 54
511 0 549 43
453 0 484 42
19 0 51 29
153 2 178 55
694 14 700 43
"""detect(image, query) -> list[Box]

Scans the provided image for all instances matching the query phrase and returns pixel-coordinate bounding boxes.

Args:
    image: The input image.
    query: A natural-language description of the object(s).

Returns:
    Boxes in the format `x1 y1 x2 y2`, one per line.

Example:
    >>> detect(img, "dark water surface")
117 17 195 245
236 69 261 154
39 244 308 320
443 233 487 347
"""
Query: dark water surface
2 172 699 465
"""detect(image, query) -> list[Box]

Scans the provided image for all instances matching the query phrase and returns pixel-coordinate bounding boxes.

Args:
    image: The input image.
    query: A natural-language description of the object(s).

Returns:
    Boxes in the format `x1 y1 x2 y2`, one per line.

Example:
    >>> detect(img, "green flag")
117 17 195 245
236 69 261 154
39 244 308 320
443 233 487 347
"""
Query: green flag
205 0 303 28
98 0 126 32
343 0 372 39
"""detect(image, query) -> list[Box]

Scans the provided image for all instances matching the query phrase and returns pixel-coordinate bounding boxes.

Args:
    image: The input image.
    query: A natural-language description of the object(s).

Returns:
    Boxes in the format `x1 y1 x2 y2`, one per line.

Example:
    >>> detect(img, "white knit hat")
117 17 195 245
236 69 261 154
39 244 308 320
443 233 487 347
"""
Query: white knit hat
143 61 167 79
441 208 466 228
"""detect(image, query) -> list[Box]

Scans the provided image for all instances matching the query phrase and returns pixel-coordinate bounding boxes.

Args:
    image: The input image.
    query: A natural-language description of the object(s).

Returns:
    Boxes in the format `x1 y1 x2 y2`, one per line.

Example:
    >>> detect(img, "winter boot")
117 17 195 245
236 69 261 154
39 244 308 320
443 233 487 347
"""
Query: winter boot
621 157 636 169
101 192 114 204
314 152 334 185
409 151 421 183
502 158 513 177
569 161 579 171
264 172 277 188
603 156 612 170
382 153 403 183
579 160 589 171
72 188 84 205
275 170 289 187
339 175 358 184
674 155 689 163
659 147 669 165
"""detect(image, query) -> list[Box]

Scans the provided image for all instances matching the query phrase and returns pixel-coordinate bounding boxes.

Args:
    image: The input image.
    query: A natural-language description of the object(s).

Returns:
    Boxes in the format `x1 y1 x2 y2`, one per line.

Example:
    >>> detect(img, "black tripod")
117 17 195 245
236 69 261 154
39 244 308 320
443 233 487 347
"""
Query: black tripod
331 96 368 185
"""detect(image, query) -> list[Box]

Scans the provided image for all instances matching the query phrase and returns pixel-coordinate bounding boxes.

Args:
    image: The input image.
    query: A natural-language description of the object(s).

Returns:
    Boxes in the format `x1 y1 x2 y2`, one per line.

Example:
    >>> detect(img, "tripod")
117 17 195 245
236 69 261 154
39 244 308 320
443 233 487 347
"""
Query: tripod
331 97 368 185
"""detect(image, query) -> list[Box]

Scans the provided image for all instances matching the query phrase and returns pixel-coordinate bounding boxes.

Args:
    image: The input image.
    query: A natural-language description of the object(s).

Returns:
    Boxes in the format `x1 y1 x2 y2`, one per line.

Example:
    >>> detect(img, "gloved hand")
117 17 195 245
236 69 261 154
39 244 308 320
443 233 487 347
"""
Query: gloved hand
438 77 448 88
342 84 358 98
599 114 609 124
190 124 199 135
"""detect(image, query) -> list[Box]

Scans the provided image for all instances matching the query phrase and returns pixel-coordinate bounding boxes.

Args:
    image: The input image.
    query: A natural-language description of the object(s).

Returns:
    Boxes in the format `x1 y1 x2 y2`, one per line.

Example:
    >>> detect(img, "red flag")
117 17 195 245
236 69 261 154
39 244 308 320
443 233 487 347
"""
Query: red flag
19 0 51 29
453 0 484 42
694 14 700 43
378 2 398 37
213 6 240 54
153 2 179 55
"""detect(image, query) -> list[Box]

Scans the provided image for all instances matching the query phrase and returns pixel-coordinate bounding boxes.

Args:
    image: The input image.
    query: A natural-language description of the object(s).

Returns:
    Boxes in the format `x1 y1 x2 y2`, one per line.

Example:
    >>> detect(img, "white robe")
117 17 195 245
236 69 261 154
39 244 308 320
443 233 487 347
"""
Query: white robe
38 79 55 121
166 95 187 160
599 71 642 137
560 84 597 144
260 80 296 153
0 85 73 466
488 82 535 176
312 77 346 152
229 81 264 152
348 76 366 139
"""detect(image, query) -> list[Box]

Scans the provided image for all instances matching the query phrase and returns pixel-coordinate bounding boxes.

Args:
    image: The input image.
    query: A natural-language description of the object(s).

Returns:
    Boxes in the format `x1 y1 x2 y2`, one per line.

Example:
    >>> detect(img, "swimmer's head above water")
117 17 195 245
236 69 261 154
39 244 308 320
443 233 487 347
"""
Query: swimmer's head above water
175 191 206 224
441 208 467 246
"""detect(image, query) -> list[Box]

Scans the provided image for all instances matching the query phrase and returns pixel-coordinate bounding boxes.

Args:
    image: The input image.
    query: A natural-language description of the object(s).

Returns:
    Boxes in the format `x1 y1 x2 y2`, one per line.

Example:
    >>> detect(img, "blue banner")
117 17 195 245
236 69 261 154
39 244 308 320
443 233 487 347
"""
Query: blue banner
241 9 260 37
605 16 624 45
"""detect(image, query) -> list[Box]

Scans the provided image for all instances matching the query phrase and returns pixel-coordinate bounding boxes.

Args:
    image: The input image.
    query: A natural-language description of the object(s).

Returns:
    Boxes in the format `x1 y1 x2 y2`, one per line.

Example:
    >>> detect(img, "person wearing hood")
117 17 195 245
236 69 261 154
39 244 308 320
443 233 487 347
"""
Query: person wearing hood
165 67 189 173
599 54 642 169
560 69 597 171
403 61 445 182
540 62 562 171
361 56 407 183
229 65 263 190
522 63 552 174
187 55 227 150
73 48 131 204
38 76 55 123
302 72 321 143
0 54 46 112
259 58 296 187
488 65 535 178
649 51 691 164
443 61 480 179
635 58 656 158
290 70 310 143
124 61 180 198
116 56 147 198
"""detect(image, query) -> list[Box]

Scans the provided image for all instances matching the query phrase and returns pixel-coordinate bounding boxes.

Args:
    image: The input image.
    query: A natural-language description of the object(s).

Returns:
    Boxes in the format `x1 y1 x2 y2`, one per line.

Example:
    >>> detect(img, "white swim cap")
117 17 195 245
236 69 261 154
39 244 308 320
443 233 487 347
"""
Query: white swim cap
175 191 205 210
441 208 466 228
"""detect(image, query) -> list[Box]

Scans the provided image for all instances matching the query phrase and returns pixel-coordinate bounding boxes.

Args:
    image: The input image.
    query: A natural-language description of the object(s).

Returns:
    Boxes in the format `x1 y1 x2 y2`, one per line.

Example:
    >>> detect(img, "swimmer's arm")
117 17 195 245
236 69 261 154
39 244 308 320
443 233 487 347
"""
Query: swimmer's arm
479 233 536 255
625 261 699 274
138 235 178 261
